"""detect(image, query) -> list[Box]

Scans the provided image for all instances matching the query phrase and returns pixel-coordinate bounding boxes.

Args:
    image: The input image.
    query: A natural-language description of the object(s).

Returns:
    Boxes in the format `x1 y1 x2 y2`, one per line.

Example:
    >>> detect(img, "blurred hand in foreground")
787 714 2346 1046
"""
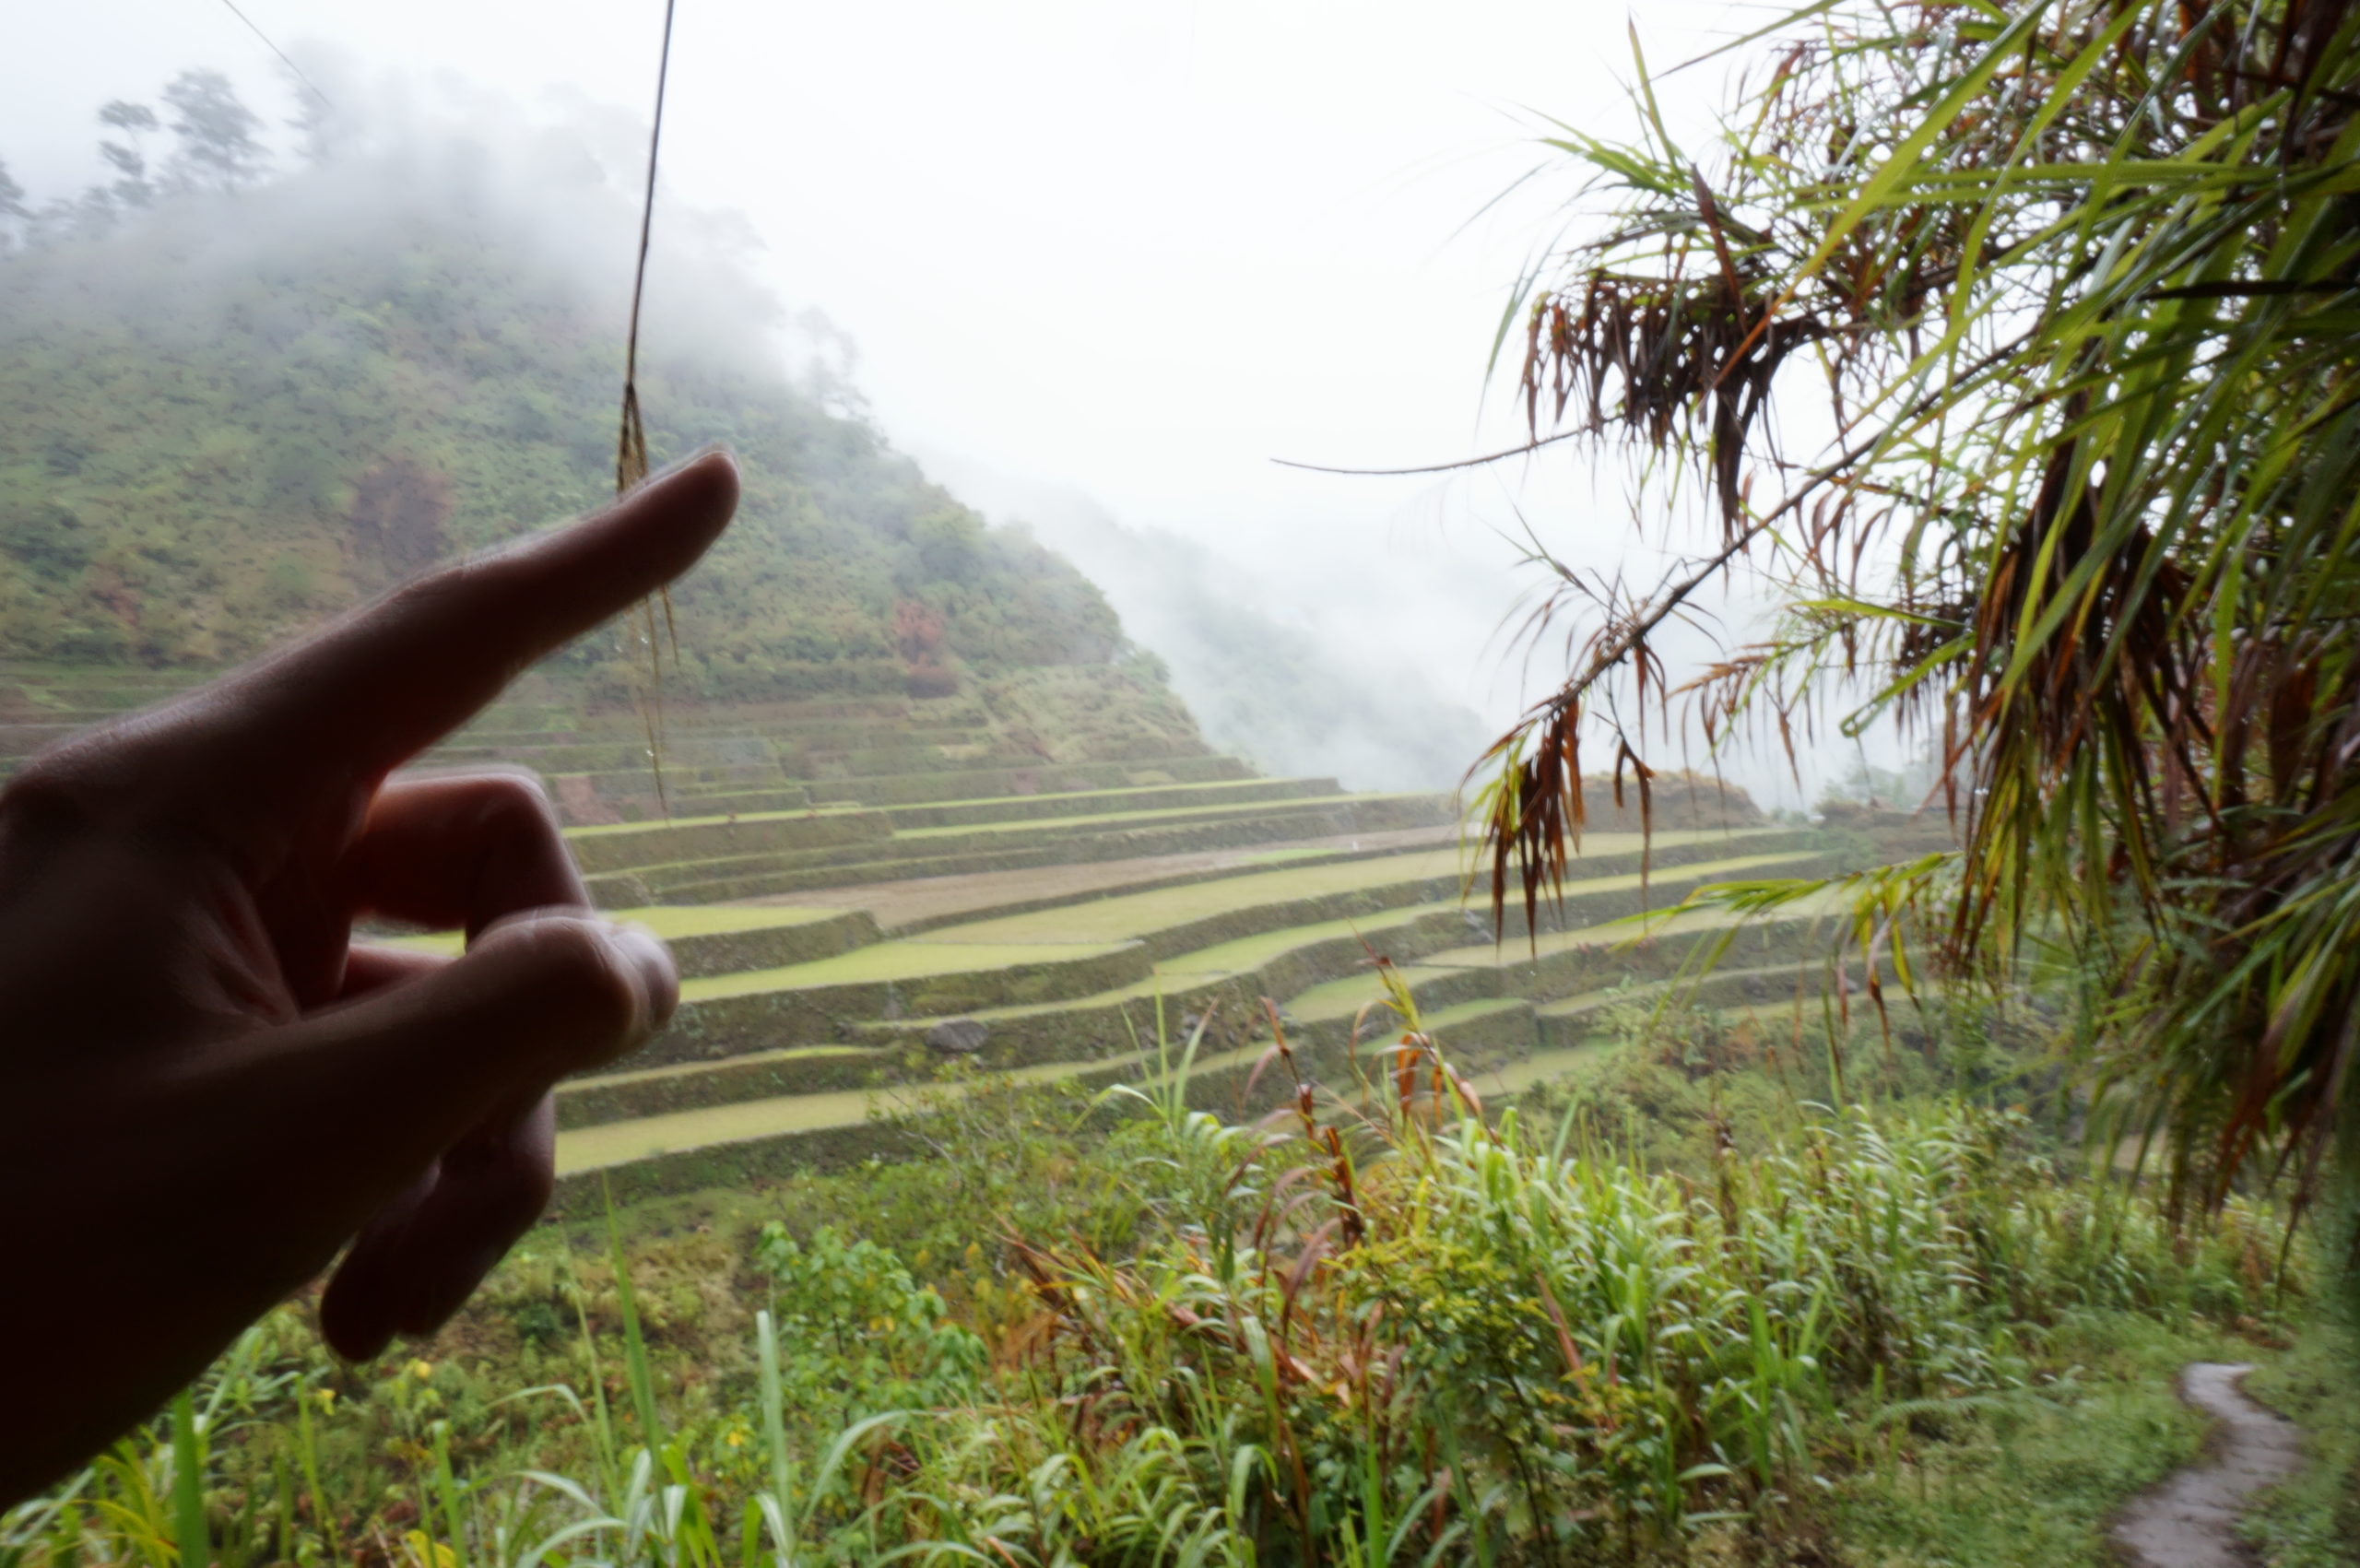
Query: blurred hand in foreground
0 452 739 1502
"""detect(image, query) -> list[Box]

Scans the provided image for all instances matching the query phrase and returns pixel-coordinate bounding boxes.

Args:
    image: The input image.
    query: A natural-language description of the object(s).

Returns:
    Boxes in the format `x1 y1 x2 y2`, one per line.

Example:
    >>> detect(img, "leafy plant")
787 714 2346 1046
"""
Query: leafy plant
750 1223 985 1429
1464 0 2360 1230
0 1045 2306 1567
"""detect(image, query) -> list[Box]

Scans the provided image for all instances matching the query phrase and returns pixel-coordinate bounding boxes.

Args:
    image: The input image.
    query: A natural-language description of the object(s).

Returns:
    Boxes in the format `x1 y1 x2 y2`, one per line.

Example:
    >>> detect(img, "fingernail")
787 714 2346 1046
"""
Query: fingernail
610 922 678 1032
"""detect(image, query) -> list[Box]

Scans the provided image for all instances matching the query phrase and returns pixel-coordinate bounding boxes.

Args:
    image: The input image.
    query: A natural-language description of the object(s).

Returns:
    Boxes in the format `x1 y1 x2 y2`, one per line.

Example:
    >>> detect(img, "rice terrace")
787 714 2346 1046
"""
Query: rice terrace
1 0 2358 1565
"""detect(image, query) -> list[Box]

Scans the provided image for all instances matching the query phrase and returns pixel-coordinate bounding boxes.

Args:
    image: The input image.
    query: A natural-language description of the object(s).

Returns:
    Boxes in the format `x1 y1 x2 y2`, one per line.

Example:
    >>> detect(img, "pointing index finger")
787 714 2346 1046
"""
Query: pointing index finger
48 451 739 833
230 450 736 774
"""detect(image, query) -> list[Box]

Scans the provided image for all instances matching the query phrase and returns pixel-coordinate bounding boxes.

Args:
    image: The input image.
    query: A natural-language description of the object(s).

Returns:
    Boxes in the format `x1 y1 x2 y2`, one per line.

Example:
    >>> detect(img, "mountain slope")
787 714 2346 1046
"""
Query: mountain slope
0 145 1182 744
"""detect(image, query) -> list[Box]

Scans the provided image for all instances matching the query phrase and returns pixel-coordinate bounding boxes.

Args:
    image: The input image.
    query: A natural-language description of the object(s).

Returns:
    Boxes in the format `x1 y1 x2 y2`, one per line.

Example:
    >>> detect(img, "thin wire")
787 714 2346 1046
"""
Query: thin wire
617 0 680 817
616 0 678 491
210 0 334 109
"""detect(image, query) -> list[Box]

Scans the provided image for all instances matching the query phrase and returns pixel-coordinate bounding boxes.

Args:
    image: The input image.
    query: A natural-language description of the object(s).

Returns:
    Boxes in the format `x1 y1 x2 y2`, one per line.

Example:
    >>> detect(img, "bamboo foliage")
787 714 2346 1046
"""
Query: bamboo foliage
1469 0 2360 1214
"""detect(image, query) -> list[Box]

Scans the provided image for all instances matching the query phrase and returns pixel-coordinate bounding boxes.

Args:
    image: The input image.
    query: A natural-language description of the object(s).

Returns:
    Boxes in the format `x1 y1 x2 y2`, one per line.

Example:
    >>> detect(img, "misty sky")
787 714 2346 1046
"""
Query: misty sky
5 1 1886 808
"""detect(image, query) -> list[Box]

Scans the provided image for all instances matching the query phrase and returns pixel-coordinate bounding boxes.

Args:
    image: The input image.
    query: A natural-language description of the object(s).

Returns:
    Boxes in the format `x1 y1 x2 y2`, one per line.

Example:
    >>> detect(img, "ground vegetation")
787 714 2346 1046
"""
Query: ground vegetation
0 989 2330 1567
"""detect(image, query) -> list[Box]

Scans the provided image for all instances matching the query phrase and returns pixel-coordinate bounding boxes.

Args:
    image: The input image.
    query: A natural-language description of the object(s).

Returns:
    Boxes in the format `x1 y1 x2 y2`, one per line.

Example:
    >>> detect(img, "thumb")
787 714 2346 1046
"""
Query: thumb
213 912 675 1234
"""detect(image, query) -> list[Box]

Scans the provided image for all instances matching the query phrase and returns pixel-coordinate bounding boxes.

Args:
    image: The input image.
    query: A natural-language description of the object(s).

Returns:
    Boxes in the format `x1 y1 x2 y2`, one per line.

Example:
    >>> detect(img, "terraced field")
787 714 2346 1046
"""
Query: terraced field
549 838 1853 1196
0 662 1863 1208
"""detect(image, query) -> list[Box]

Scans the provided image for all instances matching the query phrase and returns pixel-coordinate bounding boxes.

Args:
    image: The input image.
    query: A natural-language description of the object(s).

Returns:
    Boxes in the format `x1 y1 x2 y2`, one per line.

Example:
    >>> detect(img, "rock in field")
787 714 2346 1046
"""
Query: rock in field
926 1017 990 1055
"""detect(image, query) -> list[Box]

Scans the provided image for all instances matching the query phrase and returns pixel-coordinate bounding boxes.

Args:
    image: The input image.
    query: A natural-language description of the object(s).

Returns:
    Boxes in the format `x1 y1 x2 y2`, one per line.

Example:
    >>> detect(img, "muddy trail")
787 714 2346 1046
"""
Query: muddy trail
2113 1363 2304 1568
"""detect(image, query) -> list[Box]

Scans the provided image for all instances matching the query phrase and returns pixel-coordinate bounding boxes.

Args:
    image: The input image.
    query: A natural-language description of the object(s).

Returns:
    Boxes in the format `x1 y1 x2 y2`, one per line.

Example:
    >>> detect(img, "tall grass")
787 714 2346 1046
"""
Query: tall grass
4 1008 2299 1567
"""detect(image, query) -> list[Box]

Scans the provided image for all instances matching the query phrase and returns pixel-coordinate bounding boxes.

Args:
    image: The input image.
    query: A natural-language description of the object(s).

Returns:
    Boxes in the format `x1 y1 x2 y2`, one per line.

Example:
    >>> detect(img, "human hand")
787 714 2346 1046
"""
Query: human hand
0 452 738 1501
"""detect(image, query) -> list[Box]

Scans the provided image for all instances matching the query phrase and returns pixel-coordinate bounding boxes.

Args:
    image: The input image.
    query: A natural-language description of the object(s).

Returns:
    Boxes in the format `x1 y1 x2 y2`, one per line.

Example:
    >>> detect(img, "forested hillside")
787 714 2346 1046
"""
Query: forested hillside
0 95 1165 719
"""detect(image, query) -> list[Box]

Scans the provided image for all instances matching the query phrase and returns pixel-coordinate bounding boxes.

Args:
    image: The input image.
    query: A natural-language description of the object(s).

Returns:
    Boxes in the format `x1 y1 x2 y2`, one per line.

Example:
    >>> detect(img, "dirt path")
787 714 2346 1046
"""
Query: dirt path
2112 1362 2303 1568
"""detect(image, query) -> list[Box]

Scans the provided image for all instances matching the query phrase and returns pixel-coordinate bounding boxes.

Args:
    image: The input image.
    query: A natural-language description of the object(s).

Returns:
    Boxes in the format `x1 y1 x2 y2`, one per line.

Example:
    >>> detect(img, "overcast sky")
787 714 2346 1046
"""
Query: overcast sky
5 1 1881 807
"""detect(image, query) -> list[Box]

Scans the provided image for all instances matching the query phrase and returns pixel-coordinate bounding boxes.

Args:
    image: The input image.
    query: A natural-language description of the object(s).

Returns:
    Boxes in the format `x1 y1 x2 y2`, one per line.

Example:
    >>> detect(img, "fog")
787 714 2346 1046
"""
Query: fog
2 0 1908 808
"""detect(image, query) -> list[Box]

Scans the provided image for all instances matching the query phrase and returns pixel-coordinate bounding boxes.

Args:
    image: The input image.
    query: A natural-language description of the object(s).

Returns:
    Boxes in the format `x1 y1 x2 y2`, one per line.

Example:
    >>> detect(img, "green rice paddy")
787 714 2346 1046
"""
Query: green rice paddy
386 902 856 956
679 938 1135 1004
566 802 871 837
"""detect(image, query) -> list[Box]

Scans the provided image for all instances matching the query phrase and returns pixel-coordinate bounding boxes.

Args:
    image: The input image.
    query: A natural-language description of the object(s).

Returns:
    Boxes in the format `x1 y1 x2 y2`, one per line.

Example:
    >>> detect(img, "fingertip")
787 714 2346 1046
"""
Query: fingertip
633 448 739 545
469 911 678 1073
319 1208 414 1362
503 449 738 636
676 444 740 499
320 1297 395 1364
321 1098 556 1360
612 922 678 1032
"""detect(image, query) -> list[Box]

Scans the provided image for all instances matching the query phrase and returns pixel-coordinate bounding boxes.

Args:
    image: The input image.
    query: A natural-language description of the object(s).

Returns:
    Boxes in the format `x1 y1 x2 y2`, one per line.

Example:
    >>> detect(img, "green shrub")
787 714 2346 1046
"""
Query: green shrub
750 1222 985 1429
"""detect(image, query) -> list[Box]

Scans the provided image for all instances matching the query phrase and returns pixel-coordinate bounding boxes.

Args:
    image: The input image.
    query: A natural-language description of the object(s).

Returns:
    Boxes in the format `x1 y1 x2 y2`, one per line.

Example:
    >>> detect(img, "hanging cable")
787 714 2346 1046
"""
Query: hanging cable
209 0 335 109
617 0 681 816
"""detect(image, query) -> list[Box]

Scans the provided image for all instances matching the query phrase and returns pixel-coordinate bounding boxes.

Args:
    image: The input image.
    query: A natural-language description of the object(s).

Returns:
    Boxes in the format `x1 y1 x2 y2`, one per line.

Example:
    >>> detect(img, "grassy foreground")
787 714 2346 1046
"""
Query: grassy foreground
0 996 2338 1568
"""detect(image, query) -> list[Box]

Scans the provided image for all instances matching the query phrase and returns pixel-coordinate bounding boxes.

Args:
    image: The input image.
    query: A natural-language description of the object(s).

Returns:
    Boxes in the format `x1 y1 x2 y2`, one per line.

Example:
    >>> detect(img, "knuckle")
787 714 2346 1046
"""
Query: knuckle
468 772 561 839
446 1142 555 1230
492 1154 556 1226
383 564 475 620
0 754 103 840
0 756 74 814
375 560 535 661
398 550 546 646
481 1168 555 1237
372 575 464 646
507 916 644 1040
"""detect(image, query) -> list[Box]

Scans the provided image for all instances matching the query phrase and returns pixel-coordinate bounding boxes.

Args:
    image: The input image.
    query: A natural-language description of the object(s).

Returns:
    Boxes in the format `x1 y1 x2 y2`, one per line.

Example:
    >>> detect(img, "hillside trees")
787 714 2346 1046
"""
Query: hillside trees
97 100 159 208
0 160 26 253
158 69 266 194
1472 0 2360 1244
0 79 1150 710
